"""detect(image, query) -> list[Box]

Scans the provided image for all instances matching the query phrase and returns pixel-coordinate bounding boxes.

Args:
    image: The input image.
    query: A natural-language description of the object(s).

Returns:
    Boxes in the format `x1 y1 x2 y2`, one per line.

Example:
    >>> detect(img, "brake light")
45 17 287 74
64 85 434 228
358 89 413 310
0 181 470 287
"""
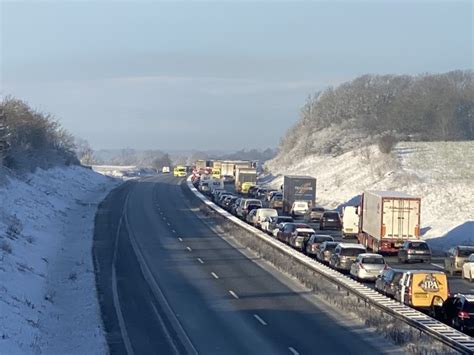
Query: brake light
359 263 365 270
408 286 412 297
407 249 413 254
384 264 388 270
458 311 470 319
415 225 420 237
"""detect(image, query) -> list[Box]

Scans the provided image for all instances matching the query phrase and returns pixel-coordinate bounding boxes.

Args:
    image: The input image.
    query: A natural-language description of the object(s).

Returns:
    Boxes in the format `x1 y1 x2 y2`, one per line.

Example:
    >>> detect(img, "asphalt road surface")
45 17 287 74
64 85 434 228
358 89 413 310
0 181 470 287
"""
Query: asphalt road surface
94 174 392 355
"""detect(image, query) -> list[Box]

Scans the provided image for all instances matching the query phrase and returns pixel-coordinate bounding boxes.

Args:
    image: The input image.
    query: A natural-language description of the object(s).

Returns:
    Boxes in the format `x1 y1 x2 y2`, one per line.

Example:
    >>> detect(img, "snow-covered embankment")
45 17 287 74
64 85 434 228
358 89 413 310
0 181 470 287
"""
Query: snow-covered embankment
0 166 119 354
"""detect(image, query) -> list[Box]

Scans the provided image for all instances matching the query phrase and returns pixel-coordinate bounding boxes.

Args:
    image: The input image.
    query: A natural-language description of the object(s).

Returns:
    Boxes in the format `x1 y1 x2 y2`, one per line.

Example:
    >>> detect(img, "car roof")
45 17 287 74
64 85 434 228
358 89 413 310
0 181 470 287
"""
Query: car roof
403 270 446 275
312 234 333 238
358 253 384 258
337 243 365 248
457 246 474 249
457 294 474 302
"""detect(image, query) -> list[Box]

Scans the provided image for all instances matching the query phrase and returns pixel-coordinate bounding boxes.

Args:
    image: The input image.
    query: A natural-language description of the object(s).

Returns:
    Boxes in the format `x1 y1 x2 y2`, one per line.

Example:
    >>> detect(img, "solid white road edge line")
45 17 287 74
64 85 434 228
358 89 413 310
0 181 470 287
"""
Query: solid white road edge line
253 314 267 326
150 302 180 355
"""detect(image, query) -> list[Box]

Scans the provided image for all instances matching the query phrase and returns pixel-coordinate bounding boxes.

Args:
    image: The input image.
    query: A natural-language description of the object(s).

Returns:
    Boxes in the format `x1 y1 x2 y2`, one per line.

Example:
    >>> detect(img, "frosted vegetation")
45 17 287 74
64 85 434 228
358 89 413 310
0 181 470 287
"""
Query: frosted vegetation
276 70 473 163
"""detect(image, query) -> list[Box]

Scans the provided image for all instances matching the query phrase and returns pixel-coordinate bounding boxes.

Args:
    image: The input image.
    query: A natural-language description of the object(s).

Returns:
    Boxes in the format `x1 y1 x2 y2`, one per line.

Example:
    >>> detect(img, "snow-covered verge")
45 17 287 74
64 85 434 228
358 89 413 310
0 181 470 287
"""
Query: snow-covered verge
0 166 120 354
265 141 474 249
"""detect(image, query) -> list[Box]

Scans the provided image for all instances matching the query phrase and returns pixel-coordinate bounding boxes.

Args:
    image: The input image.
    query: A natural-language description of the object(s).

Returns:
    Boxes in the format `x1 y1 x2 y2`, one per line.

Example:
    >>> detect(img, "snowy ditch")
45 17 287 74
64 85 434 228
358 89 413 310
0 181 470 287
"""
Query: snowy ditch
184 178 473 355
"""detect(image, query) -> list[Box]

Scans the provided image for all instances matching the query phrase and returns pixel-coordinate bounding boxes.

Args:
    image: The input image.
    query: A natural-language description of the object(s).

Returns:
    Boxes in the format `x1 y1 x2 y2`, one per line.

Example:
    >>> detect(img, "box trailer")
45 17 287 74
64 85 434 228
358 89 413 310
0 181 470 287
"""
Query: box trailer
221 161 235 177
358 191 421 253
282 175 316 214
195 160 207 171
235 167 257 193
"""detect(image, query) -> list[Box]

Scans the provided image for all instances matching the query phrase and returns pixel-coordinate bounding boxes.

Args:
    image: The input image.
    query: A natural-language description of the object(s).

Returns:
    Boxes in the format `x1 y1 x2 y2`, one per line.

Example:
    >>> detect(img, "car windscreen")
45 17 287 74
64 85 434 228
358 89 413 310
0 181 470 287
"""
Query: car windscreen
362 257 385 264
341 248 365 256
409 242 429 250
459 249 474 257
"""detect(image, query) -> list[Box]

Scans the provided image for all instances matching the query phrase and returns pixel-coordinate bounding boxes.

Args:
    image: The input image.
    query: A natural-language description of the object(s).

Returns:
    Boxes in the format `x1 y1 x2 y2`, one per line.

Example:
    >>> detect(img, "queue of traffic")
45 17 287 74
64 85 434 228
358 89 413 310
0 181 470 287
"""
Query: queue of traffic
187 160 474 334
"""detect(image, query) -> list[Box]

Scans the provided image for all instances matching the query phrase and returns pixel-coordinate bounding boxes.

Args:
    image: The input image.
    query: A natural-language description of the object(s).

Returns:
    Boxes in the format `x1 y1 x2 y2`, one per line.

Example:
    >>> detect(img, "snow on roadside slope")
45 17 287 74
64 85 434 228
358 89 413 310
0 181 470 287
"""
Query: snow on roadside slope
265 141 474 248
0 166 119 354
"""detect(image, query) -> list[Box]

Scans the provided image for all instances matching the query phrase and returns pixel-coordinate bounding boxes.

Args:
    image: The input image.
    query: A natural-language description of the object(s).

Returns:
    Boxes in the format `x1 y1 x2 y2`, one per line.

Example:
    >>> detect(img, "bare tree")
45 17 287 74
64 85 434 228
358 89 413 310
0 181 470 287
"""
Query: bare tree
75 138 95 165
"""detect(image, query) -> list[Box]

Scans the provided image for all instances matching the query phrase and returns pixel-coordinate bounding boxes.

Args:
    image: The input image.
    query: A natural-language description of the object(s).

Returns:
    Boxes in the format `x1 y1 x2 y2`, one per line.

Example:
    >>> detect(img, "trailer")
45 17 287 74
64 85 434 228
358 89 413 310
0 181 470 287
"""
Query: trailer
282 175 316 215
357 191 421 253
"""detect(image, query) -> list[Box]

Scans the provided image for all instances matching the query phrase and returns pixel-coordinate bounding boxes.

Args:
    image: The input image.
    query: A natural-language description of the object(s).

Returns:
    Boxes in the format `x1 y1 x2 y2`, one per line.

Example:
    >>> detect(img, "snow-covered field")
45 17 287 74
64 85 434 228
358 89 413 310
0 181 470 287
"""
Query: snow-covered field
265 141 474 249
0 166 119 354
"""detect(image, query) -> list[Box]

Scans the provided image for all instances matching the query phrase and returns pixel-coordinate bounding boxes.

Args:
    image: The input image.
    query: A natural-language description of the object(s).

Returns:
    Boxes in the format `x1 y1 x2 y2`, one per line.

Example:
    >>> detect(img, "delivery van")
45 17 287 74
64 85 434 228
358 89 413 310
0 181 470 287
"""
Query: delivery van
341 206 359 239
396 270 449 312
173 166 187 177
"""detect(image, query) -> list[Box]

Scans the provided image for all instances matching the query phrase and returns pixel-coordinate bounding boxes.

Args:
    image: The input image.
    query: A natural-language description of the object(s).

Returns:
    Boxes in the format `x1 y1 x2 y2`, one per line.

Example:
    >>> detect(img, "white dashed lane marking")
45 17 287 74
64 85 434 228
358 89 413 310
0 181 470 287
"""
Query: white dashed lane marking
211 272 219 279
186 246 192 252
253 314 267 326
197 258 204 264
229 290 239 299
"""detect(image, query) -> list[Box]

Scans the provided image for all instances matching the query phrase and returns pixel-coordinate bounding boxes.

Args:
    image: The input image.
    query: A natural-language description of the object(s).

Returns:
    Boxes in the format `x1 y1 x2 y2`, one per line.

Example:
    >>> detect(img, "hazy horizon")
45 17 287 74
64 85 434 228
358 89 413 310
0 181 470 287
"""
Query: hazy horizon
1 1 472 150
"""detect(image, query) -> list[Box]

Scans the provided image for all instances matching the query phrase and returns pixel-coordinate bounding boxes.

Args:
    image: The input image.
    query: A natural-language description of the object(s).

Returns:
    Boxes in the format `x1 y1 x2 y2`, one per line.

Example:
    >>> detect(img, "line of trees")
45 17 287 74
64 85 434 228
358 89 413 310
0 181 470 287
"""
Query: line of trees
278 70 473 159
0 97 79 172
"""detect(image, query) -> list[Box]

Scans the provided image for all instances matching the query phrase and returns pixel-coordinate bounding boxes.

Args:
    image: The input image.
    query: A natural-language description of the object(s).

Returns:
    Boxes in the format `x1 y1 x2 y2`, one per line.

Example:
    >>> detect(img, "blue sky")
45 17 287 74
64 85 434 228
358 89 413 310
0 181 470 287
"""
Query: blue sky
1 1 472 150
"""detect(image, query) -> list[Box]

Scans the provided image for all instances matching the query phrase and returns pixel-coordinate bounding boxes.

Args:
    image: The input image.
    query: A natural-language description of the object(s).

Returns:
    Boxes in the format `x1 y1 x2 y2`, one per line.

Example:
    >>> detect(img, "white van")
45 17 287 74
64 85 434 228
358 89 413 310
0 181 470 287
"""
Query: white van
236 199 263 218
342 206 359 239
254 208 278 229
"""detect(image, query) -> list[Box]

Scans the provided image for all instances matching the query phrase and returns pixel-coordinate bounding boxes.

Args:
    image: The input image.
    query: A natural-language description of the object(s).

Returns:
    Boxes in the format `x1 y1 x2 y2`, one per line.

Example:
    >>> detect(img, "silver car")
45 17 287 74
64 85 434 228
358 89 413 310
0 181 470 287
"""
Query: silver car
329 243 367 271
350 253 386 281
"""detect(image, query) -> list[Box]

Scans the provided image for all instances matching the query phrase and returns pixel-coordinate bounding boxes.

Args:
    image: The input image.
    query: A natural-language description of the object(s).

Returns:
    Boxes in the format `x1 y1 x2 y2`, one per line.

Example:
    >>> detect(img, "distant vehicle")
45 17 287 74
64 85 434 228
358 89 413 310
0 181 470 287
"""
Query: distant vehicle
235 167 257 194
272 221 293 239
230 198 241 215
397 240 432 263
236 199 262 219
282 175 316 215
173 165 187 177
349 253 386 281
329 243 367 271
305 234 334 256
254 208 278 229
266 216 294 235
341 206 359 239
288 226 316 251
358 191 421 253
211 167 221 179
445 246 474 276
220 161 235 178
439 294 474 332
269 193 283 209
316 241 339 263
208 179 225 193
397 270 448 312
290 201 310 218
162 166 170 174
277 223 313 245
462 254 474 282
375 268 405 299
266 190 280 202
241 182 255 195
320 211 342 230
303 206 325 223
195 160 207 171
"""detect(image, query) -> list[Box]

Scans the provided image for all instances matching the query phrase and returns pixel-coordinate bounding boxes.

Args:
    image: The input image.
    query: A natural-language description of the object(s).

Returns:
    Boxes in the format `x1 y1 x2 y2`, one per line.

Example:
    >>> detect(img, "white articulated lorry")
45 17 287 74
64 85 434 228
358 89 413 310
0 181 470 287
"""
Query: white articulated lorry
357 191 421 253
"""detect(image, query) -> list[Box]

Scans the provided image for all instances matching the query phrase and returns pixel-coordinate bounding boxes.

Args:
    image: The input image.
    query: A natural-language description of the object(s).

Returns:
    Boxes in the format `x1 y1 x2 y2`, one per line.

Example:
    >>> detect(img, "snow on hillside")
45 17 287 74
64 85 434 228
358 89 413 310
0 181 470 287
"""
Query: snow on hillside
265 141 474 249
0 166 119 354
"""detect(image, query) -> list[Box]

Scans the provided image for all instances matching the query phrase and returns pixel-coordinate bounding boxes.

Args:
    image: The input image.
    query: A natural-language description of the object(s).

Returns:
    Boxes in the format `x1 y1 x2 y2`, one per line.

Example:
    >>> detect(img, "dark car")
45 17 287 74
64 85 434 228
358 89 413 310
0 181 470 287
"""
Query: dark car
223 196 238 211
320 211 342 230
277 223 312 245
375 268 404 299
439 294 474 333
398 240 432 263
316 241 339 263
267 216 294 235
248 186 260 198
230 198 241 215
305 234 334 256
304 206 326 223
269 193 283 209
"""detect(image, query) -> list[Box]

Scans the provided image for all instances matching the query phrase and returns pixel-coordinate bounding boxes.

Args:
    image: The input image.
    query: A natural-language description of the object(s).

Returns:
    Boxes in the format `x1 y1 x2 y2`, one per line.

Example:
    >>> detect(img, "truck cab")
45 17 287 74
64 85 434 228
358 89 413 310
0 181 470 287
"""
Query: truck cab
173 166 187 177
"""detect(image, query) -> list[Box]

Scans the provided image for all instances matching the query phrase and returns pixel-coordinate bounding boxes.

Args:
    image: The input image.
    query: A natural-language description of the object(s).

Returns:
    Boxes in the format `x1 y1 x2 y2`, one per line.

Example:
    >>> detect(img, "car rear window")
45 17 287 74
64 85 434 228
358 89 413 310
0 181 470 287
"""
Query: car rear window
464 302 474 312
296 203 308 208
314 236 333 243
341 248 365 256
362 257 385 264
297 232 313 237
312 207 324 212
459 249 474 257
295 224 310 229
325 212 339 218
324 243 338 250
409 242 429 250
277 217 293 223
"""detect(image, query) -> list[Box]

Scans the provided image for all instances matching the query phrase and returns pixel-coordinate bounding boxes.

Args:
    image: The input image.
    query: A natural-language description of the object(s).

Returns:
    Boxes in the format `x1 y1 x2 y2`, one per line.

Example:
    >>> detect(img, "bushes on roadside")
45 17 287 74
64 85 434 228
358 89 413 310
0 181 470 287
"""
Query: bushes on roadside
0 97 78 172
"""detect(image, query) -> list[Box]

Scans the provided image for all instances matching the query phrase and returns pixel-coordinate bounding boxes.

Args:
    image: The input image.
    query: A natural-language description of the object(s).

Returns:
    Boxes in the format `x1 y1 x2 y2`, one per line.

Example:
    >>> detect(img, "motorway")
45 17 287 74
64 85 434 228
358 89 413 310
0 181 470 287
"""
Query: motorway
93 174 396 355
